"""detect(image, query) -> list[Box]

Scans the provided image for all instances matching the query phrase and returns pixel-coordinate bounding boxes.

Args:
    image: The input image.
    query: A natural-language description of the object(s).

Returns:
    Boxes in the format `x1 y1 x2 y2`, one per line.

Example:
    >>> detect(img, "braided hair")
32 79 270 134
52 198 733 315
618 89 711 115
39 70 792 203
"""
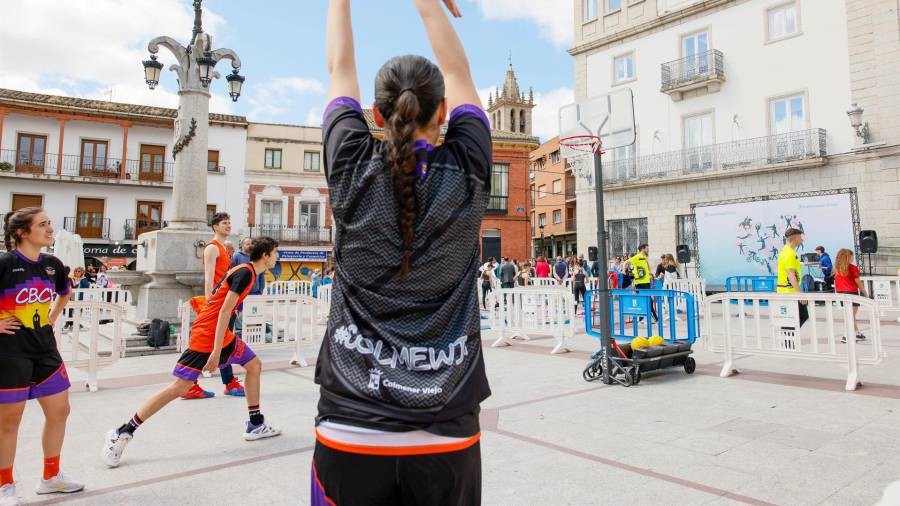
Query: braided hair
374 55 445 277
4 207 44 251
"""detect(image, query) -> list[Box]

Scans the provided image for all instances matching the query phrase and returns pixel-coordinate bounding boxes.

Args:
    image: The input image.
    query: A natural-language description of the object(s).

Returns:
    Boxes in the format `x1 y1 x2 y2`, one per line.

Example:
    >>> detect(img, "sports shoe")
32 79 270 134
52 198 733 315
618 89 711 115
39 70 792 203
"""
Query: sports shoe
181 383 215 399
101 429 132 468
34 471 84 495
243 422 282 441
0 483 19 506
224 378 246 397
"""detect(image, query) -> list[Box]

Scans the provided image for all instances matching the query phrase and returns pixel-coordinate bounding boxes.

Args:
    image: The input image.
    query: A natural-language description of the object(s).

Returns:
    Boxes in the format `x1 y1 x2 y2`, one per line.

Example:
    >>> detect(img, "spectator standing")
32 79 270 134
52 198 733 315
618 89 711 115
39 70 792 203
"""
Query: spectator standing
553 256 568 285
833 248 868 342
500 257 516 289
777 228 808 327
535 256 550 278
816 246 834 290
571 262 588 313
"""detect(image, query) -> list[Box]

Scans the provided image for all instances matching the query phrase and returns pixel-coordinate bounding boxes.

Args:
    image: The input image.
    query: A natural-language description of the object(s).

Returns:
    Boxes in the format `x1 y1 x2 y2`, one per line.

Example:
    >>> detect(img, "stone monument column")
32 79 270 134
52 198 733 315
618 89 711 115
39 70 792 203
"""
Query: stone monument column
133 0 243 322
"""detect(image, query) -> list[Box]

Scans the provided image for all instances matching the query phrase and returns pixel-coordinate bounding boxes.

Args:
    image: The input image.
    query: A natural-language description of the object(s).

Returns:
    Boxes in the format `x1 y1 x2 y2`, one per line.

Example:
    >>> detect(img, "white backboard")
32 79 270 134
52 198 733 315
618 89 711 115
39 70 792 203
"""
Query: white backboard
558 88 635 150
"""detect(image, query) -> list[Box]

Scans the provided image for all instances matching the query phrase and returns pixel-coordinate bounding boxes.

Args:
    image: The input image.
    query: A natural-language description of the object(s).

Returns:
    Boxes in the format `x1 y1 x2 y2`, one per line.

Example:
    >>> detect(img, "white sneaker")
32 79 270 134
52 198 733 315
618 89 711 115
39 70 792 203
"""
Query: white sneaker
101 429 132 468
244 422 282 441
34 471 84 495
0 483 18 506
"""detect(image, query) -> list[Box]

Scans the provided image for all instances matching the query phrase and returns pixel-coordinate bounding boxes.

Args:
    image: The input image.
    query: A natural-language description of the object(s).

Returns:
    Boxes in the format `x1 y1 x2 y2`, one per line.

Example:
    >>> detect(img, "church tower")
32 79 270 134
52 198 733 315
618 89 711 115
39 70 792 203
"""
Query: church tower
486 62 535 135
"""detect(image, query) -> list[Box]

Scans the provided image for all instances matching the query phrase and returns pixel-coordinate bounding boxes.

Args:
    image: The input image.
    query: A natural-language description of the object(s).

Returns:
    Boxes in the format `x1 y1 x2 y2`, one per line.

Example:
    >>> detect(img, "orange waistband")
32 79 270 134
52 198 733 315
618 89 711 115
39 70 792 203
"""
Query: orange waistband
315 430 480 457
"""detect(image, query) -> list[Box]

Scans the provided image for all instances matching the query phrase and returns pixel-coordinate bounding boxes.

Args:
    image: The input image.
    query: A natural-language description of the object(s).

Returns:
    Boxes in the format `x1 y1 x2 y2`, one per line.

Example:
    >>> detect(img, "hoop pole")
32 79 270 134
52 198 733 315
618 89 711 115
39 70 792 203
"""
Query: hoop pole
592 150 614 384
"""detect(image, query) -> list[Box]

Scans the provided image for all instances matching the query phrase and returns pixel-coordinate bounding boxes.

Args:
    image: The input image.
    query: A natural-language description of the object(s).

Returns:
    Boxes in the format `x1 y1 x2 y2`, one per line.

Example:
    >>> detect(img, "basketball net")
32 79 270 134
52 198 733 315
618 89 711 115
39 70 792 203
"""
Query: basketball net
560 135 602 184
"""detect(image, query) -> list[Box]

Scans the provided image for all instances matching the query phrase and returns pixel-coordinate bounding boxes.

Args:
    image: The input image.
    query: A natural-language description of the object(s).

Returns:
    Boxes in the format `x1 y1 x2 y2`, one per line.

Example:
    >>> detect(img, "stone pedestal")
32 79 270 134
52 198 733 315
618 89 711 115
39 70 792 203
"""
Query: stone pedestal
135 228 209 322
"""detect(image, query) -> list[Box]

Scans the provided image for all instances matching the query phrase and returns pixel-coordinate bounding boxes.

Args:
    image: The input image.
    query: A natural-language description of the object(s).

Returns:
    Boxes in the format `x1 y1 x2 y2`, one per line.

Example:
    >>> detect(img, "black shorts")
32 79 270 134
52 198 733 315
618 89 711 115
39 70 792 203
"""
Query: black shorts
0 347 70 404
172 338 256 382
837 291 861 307
311 440 481 506
635 282 652 290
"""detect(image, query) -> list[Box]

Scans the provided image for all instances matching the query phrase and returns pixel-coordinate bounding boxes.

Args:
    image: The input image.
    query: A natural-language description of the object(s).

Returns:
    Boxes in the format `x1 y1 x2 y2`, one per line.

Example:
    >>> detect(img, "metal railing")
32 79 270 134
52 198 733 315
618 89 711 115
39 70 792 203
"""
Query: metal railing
0 149 175 183
248 225 332 244
661 49 725 91
63 216 110 240
486 195 508 214
124 219 164 240
602 128 826 184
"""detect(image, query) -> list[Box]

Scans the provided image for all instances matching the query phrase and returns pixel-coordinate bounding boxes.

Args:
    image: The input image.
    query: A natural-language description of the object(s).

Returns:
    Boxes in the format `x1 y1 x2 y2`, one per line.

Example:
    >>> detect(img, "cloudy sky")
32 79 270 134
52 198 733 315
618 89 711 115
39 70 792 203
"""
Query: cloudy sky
0 0 574 141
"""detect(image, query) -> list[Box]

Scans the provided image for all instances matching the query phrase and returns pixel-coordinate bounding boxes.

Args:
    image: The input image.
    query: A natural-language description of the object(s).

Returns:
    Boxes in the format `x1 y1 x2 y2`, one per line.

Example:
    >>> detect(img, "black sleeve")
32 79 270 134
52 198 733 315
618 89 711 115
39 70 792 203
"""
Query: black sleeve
0 253 11 292
228 267 254 295
48 256 71 296
441 105 493 193
322 97 376 192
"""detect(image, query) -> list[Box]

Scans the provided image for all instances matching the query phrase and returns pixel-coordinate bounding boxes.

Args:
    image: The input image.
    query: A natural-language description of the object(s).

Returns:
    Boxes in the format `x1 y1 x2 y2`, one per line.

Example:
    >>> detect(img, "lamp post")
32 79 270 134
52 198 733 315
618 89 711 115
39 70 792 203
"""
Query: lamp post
130 0 245 323
141 0 244 230
846 103 870 144
539 223 545 258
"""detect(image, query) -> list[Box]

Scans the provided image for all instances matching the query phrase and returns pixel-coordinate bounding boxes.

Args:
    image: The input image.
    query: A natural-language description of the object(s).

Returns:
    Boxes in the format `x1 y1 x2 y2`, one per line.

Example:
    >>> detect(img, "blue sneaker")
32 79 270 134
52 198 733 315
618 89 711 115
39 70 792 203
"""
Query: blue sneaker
224 378 246 397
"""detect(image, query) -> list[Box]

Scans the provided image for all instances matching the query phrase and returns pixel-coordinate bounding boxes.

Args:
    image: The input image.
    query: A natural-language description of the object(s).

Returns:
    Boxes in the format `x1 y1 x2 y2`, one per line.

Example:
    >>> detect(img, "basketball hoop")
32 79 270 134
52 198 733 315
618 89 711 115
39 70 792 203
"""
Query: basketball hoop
559 135 603 159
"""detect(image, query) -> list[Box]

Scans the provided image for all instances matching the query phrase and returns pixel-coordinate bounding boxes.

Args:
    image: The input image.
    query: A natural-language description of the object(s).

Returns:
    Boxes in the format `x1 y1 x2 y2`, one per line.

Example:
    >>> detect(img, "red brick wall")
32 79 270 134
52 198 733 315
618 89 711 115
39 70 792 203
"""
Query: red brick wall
481 143 534 262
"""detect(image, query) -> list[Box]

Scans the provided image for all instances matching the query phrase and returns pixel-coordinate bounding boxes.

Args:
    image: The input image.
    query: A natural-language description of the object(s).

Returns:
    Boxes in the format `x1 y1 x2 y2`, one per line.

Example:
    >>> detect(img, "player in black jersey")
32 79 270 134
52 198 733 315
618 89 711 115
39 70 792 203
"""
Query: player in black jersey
314 1 491 504
0 208 84 505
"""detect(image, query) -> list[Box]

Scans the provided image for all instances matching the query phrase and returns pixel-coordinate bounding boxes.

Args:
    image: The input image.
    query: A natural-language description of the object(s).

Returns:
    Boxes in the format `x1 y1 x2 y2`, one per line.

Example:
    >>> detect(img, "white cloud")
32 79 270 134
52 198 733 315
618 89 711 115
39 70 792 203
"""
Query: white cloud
244 77 326 122
0 0 234 113
468 0 574 47
305 106 325 127
532 87 575 142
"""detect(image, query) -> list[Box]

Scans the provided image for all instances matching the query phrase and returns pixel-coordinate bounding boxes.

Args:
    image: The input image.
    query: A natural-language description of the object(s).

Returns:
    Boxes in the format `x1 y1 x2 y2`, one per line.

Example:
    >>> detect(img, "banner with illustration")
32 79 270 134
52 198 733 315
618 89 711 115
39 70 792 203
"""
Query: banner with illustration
695 192 856 286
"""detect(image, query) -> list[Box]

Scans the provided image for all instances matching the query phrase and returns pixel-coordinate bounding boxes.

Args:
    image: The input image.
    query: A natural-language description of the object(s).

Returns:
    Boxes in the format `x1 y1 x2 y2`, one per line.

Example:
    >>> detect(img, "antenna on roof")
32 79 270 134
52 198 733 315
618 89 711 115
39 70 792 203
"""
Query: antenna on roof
104 88 114 102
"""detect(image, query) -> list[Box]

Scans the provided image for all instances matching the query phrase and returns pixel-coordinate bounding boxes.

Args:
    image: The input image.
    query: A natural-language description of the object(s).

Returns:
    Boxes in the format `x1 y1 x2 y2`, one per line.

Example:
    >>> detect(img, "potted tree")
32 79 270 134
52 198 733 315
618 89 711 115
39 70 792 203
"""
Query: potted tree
0 161 12 172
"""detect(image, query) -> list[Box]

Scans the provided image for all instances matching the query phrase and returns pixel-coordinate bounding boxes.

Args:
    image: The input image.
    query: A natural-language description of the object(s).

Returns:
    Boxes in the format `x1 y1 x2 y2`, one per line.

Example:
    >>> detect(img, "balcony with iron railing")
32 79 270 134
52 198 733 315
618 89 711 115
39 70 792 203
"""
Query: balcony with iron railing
661 49 725 101
0 149 175 184
124 219 165 240
566 218 577 232
565 177 576 201
601 128 827 185
63 216 110 240
248 225 332 245
486 195 508 214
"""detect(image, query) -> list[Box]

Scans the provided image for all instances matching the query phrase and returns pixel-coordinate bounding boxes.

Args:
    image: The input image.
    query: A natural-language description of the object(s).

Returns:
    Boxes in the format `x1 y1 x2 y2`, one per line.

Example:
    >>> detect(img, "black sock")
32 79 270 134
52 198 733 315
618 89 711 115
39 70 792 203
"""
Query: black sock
248 405 263 426
118 413 143 435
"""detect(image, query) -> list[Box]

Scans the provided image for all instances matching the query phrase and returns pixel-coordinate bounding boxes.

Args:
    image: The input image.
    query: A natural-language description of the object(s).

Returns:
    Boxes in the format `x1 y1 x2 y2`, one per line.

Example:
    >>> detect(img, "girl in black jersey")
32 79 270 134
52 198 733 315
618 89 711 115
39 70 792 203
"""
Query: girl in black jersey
314 0 490 504
0 208 84 505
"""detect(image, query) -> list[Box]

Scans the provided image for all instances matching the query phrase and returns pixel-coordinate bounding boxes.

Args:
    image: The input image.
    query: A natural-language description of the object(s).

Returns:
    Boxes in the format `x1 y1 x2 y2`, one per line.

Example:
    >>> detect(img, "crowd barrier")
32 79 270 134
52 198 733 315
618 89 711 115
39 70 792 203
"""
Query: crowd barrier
861 276 900 323
585 289 699 344
54 301 125 391
178 294 322 367
264 280 312 297
702 291 885 390
70 288 131 306
317 285 332 323
488 287 576 354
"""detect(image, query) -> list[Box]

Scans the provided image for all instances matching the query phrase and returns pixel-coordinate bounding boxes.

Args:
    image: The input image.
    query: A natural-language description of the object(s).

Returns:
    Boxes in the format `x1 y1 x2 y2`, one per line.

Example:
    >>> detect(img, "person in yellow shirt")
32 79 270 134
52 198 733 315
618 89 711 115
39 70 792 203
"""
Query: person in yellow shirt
777 228 808 326
626 243 658 322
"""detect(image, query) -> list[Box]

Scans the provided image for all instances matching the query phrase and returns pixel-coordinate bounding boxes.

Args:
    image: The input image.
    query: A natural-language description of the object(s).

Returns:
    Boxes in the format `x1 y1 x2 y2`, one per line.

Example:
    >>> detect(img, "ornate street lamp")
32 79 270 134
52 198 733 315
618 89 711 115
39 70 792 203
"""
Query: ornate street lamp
142 54 163 90
226 69 245 102
539 223 545 258
196 51 216 87
846 103 870 144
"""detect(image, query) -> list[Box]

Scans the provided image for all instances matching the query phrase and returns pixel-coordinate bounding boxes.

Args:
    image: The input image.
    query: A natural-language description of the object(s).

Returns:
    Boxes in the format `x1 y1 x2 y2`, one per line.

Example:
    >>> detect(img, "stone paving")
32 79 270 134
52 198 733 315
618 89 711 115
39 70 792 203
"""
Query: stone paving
8 319 900 505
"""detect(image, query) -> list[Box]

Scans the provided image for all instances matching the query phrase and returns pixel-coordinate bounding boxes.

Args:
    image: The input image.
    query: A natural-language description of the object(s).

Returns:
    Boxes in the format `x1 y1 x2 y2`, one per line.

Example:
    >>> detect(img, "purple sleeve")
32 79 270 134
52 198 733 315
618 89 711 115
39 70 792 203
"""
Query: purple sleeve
323 96 363 125
449 104 490 130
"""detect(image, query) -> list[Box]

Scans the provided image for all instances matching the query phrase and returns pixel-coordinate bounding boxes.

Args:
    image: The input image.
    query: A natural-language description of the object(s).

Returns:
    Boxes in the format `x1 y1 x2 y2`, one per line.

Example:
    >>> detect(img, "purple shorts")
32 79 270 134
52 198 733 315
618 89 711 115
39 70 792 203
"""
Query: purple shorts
0 352 71 404
172 338 257 382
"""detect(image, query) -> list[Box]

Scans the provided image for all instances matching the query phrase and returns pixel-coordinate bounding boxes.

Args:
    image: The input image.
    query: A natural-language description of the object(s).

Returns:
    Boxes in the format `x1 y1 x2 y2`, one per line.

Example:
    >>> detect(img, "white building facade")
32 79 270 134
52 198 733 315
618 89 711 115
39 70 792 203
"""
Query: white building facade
570 0 900 274
0 88 247 267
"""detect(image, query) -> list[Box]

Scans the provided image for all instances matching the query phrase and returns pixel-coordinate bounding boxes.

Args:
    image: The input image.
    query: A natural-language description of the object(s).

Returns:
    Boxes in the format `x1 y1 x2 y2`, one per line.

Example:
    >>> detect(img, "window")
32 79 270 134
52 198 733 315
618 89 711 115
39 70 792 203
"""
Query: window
552 179 561 194
206 205 217 225
16 133 47 174
583 0 597 21
75 198 105 239
207 150 220 172
550 150 560 164
553 210 562 224
11 194 43 211
607 218 648 258
304 151 321 172
611 143 637 180
80 140 109 174
264 148 282 169
768 2 799 41
538 185 547 199
299 203 320 228
770 94 805 134
139 144 166 181
538 213 546 227
482 229 501 262
530 184 535 207
606 0 621 13
488 163 509 213
614 53 634 83
683 113 713 170
682 30 710 79
677 214 697 258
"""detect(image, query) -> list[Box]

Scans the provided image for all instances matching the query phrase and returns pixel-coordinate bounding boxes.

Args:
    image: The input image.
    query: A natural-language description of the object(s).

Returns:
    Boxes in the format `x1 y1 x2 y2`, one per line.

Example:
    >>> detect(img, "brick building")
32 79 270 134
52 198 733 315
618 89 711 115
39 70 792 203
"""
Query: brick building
530 136 577 259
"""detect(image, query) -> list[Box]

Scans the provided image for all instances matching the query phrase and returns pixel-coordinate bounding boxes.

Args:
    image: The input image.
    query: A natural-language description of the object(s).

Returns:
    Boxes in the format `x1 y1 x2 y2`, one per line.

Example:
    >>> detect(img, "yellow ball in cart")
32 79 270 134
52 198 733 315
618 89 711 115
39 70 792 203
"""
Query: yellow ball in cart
631 336 650 349
648 336 665 347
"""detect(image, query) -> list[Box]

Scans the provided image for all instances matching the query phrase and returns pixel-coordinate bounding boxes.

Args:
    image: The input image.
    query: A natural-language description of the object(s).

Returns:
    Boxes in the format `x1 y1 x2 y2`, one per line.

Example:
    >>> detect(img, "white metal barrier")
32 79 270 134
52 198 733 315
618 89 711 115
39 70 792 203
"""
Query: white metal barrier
54 301 125 391
703 292 885 390
664 278 707 319
177 295 321 367
488 287 576 354
70 288 131 306
316 284 332 323
532 277 558 287
264 280 313 297
861 276 900 323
